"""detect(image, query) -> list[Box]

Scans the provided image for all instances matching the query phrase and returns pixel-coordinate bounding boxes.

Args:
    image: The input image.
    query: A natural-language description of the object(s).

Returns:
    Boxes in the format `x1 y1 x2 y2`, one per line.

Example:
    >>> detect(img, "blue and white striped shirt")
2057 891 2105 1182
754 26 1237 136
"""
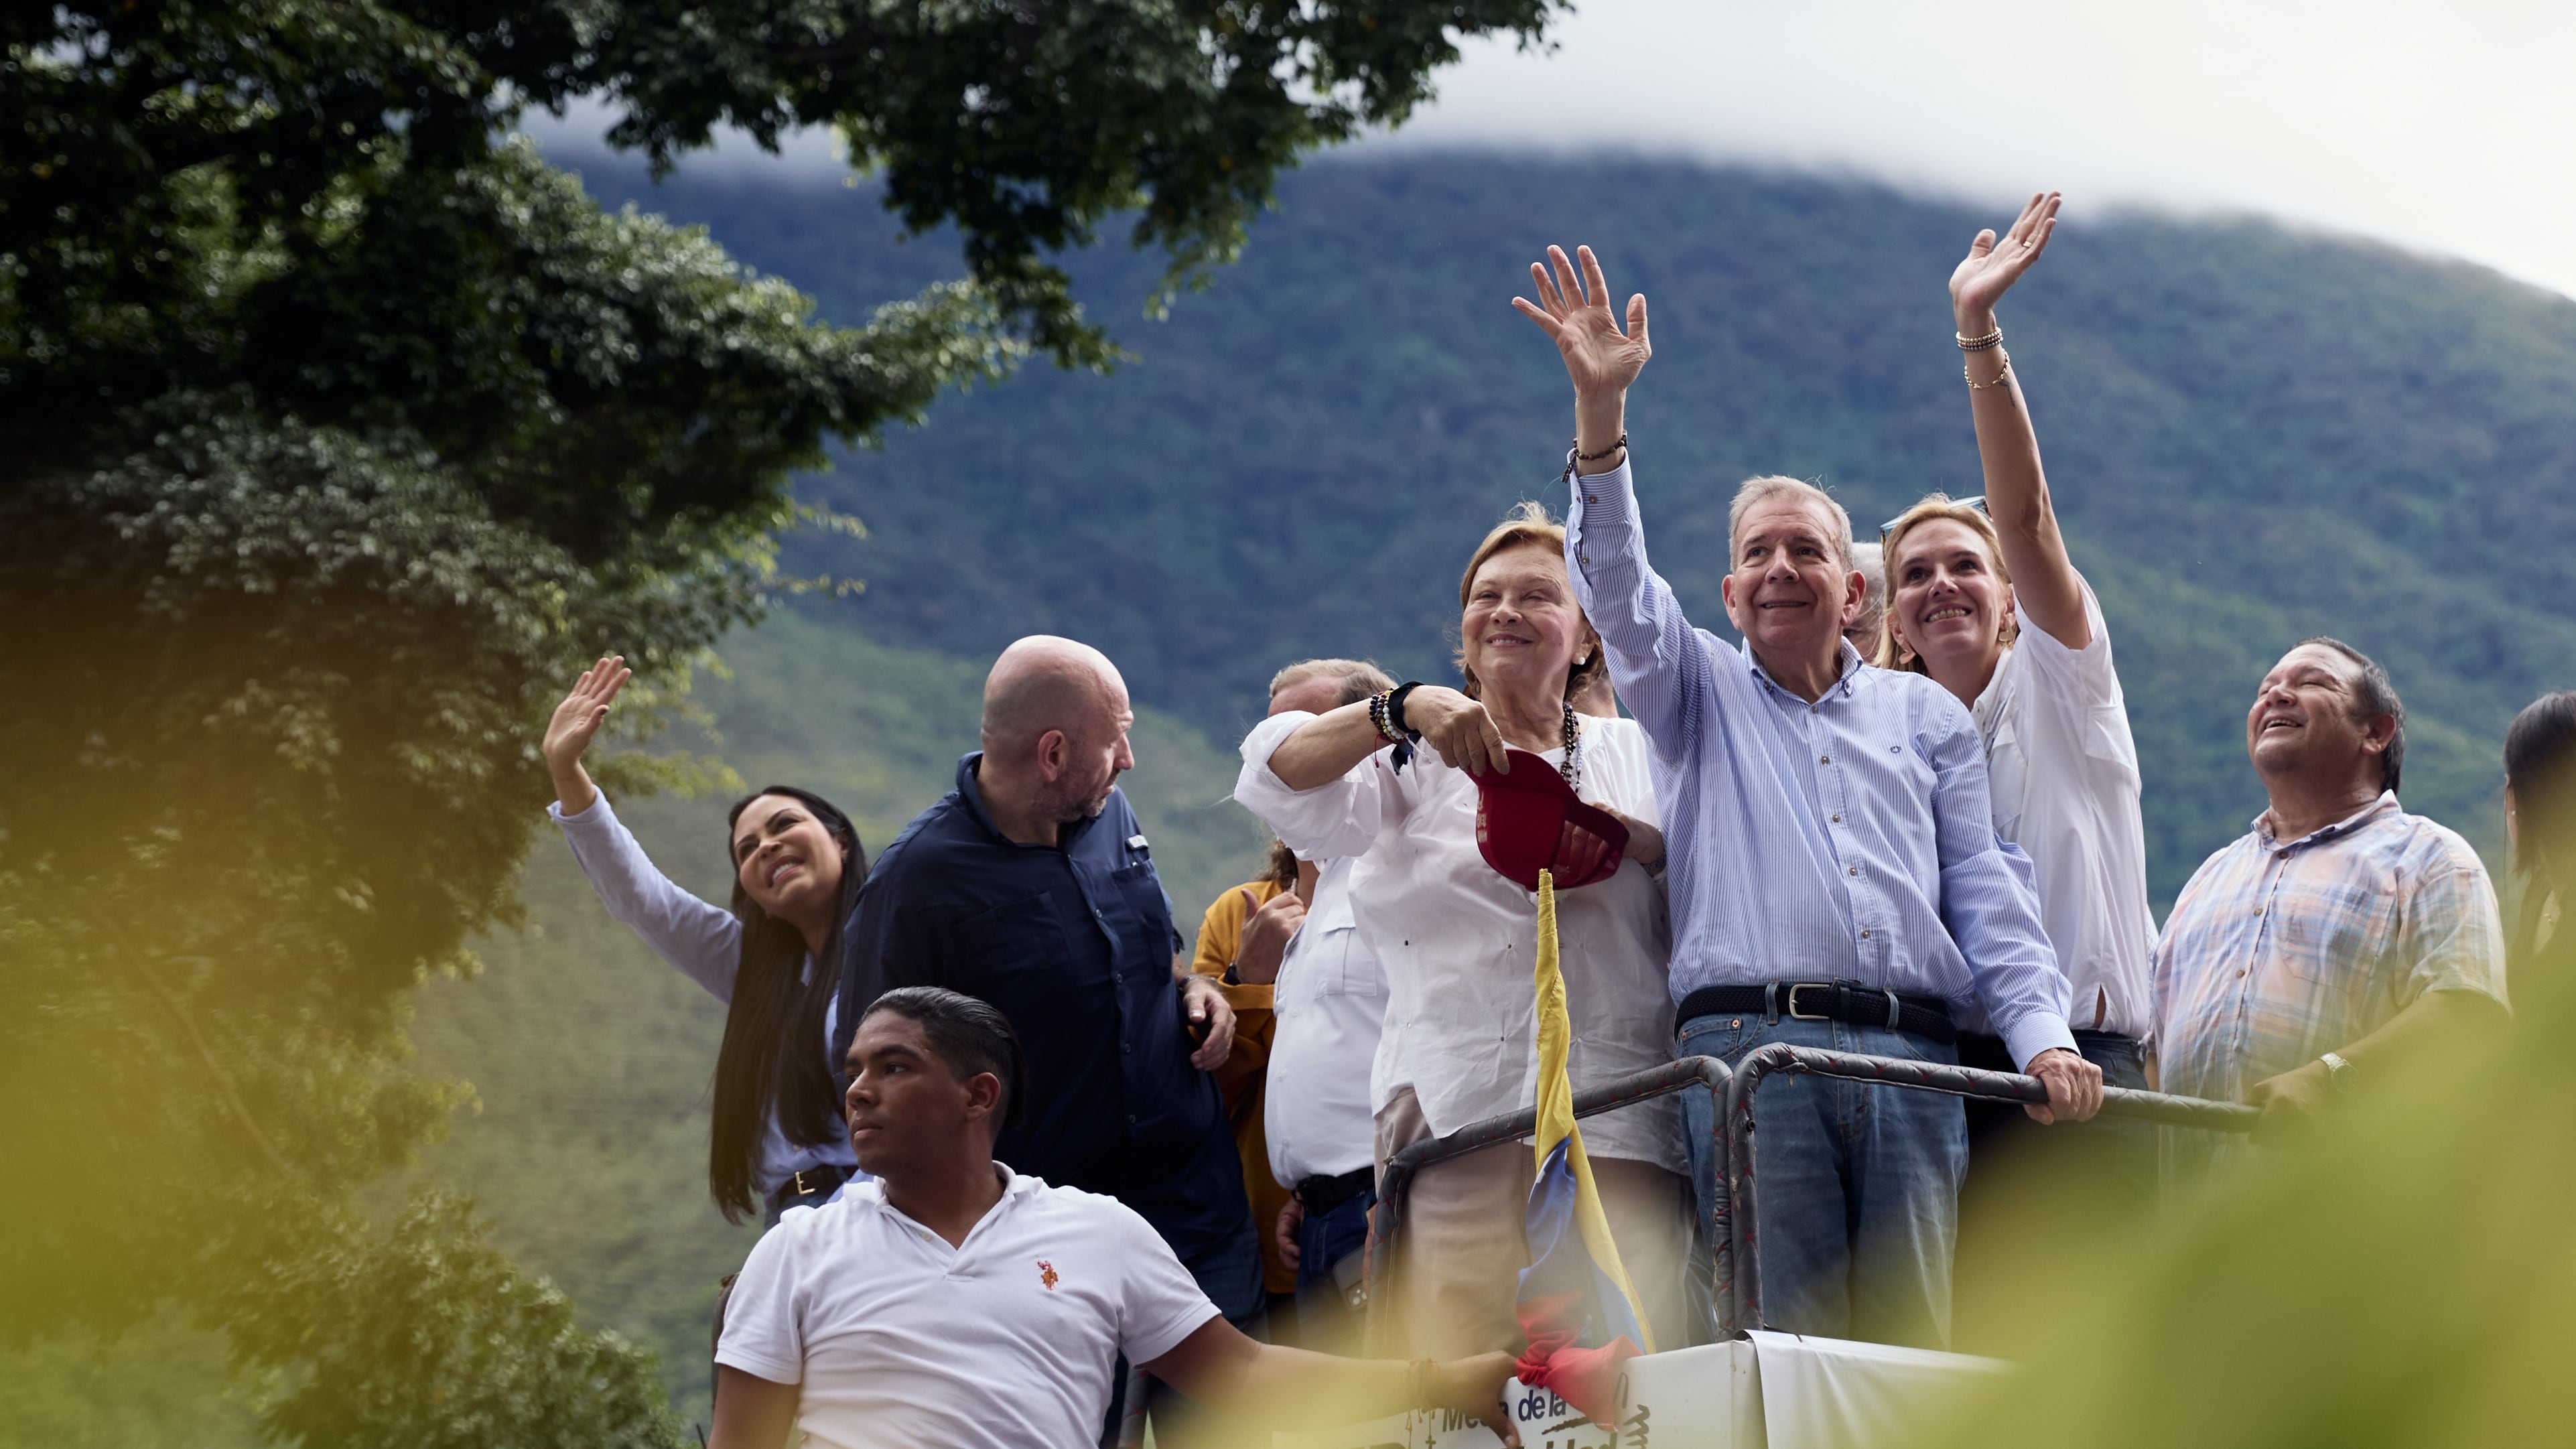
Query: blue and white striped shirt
1565 456 2076 1068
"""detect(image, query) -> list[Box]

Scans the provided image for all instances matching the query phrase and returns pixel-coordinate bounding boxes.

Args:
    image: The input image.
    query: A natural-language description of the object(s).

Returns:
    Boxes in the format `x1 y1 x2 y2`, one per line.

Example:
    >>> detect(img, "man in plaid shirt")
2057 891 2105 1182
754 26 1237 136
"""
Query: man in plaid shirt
2153 638 2509 1167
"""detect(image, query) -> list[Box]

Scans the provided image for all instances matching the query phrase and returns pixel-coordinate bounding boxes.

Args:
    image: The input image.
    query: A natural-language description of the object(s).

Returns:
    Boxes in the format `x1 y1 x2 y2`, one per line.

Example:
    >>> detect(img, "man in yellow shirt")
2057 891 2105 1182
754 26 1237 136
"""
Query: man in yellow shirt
1191 839 1310 1332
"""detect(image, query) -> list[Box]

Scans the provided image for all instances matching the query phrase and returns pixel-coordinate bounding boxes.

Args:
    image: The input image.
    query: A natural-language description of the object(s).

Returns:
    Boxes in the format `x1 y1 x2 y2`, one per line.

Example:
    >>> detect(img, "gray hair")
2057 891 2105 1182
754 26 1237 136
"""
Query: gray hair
1728 475 1858 575
2299 636 2405 795
1268 657 1396 709
1851 541 1887 616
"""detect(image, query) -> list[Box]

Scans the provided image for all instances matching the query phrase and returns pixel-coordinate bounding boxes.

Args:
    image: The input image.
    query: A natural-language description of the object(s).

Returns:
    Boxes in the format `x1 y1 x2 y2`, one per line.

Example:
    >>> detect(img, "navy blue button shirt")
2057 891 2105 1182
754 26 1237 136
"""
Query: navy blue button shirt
834 752 1247 1257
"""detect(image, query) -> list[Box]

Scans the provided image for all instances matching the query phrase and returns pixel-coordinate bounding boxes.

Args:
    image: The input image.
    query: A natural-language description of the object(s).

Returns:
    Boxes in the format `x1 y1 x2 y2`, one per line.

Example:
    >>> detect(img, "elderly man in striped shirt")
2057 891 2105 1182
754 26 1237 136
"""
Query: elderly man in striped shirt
2153 638 2510 1172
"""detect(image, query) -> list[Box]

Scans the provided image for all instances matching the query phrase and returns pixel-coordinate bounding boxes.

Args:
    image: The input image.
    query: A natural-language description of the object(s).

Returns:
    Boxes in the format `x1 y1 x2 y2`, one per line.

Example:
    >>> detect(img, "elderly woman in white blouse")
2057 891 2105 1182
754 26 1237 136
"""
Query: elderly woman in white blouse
1235 502 1694 1360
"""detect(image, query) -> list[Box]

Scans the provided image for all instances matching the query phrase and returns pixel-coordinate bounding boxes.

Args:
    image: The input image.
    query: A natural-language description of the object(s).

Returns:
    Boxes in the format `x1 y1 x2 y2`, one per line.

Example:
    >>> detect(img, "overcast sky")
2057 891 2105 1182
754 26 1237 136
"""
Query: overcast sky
531 0 2576 299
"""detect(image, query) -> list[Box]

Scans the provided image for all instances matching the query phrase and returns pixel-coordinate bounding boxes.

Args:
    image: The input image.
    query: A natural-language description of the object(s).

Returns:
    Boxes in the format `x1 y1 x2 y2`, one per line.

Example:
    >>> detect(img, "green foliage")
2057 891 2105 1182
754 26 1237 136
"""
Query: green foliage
0 1314 265 1449
593 157 2576 899
5 0 1562 395
228 1195 685 1449
4 0 1534 1437
1927 928 2576 1449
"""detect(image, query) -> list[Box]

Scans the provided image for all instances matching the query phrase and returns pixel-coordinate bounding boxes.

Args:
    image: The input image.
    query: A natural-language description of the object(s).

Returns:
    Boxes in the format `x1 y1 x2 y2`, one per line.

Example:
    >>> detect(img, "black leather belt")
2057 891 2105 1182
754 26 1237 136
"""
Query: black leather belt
1678 979 1957 1046
1294 1167 1375 1219
764 1162 857 1217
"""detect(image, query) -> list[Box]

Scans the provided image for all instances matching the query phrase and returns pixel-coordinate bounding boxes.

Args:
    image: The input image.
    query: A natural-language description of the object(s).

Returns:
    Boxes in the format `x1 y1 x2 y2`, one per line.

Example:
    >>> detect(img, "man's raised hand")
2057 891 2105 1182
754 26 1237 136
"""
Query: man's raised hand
1512 245 1651 403
1951 191 2059 332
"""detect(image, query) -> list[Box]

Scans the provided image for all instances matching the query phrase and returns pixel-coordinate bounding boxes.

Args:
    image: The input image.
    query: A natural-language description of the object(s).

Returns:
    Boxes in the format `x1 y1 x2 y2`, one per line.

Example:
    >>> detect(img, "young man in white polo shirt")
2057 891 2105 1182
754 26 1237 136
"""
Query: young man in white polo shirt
712 986 1520 1449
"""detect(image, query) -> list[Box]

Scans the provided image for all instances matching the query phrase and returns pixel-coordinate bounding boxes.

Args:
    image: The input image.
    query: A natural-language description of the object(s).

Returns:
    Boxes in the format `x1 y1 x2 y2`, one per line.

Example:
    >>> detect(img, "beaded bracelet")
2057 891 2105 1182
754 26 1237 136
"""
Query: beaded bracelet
1367 690 1407 745
1956 326 2003 352
1572 430 1629 462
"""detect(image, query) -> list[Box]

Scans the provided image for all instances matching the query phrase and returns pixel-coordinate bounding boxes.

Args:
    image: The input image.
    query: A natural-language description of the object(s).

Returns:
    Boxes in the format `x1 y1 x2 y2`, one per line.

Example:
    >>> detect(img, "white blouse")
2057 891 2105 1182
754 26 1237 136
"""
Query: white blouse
1236 711 1681 1172
549 792 858 1194
1969 577 2157 1040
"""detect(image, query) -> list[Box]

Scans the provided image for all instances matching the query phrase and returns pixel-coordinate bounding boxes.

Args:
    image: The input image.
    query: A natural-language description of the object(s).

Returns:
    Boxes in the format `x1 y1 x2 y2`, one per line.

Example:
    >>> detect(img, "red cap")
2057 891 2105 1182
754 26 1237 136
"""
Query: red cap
1471 748 1632 892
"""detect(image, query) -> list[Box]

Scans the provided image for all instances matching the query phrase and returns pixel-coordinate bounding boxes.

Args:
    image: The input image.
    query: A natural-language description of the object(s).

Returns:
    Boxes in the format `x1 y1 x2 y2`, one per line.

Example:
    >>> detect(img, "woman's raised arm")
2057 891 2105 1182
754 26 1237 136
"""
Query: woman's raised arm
1952 192 2089 649
541 654 632 815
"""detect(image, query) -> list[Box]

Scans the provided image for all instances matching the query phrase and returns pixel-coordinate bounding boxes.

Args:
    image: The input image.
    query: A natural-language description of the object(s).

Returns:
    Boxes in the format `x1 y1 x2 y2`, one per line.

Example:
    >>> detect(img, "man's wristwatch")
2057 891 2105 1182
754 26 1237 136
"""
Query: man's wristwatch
2319 1050 2354 1089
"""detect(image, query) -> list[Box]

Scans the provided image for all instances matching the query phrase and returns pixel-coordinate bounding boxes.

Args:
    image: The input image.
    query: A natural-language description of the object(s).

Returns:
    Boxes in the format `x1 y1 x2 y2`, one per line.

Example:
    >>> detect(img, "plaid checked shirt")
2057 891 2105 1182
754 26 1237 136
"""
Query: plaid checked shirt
2152 792 2508 1108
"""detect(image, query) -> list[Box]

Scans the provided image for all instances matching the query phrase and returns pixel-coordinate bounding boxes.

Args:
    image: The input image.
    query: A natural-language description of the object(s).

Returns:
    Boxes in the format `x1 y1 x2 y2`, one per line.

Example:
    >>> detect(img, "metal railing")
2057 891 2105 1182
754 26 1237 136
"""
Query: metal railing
1363 1047 2258 1343
1720 1042 2256 1334
1365 1056 1737 1347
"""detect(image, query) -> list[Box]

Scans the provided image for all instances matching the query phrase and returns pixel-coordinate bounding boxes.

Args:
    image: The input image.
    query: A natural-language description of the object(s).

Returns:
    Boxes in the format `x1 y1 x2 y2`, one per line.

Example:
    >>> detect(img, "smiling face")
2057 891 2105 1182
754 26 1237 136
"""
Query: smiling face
731 793 848 935
1887 516 2013 675
1722 495 1863 663
1461 541 1595 705
2246 643 2388 790
841 1010 999 1180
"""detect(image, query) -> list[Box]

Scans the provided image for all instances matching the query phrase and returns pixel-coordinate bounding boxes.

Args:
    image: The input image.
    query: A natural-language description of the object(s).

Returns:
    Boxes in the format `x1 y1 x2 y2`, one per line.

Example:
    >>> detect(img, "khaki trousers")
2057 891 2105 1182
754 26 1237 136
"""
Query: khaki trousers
1371 1085 1696 1360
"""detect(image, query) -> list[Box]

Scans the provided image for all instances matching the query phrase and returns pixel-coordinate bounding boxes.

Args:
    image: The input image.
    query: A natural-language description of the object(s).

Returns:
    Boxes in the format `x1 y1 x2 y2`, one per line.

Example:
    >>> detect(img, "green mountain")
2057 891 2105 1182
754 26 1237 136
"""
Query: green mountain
579 153 2576 902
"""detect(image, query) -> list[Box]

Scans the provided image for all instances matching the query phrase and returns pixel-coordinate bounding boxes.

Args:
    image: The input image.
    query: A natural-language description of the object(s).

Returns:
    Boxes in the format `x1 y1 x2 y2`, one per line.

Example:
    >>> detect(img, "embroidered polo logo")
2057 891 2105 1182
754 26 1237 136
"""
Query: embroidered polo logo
1038 1259 1059 1291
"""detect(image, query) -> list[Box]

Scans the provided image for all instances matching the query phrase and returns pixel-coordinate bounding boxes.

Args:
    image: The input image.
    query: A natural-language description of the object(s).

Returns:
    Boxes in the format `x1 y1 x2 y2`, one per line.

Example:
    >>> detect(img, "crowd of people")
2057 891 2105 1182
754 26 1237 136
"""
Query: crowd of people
535 194 2571 1449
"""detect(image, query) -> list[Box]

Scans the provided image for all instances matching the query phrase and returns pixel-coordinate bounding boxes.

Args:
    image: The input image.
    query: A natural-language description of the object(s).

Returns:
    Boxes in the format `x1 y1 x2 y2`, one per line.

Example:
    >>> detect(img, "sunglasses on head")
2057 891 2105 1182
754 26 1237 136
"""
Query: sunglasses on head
1879 494 1988 546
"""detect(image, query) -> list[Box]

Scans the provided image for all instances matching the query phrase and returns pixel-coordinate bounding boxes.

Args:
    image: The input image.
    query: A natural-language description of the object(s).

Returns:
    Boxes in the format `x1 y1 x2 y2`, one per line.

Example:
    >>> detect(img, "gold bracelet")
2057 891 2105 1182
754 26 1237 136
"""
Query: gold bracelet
1964 352 2013 390
1956 326 2003 352
1408 1359 1435 1407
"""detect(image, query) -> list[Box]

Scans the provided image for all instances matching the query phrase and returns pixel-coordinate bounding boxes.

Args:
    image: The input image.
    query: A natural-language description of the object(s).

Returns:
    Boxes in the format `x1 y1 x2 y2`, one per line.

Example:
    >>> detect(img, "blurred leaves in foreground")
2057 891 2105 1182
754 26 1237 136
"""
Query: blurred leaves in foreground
1938 920 2576 1448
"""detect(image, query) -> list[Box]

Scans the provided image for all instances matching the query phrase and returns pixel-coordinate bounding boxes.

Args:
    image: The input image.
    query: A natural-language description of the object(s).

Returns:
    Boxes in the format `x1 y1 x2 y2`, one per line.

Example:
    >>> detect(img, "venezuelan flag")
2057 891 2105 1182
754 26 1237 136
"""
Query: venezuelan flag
1512 868 1653 1424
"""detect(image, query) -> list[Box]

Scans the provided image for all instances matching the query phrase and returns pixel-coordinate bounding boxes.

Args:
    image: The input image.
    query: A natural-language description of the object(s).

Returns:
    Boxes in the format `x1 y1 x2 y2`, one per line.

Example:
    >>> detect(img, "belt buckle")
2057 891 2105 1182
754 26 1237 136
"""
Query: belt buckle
1785 982 1834 1021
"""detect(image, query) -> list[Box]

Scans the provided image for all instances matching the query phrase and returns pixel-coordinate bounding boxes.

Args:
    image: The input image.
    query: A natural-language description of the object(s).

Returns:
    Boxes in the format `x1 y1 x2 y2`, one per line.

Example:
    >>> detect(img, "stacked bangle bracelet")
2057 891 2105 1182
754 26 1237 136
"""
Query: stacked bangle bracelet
1367 689 1407 746
1369 684 1426 772
1956 326 2003 352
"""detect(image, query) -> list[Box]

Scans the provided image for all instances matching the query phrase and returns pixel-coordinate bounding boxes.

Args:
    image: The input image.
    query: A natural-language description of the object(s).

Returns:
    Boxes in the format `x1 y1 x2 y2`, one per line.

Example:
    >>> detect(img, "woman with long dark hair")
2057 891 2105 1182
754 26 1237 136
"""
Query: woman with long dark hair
2506 691 2576 994
542 654 868 1225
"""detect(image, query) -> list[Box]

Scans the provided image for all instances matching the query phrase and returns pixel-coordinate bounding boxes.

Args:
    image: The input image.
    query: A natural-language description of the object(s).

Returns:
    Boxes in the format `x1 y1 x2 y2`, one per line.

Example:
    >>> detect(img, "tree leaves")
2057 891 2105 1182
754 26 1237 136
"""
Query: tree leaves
3 0 1546 1436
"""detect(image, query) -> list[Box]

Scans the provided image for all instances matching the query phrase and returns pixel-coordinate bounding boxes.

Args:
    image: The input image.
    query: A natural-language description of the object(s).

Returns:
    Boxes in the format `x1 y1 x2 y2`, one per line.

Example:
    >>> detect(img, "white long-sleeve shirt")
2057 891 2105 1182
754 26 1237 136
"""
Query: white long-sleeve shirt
1969 579 2157 1040
549 792 857 1194
1235 711 1682 1172
1262 855 1387 1186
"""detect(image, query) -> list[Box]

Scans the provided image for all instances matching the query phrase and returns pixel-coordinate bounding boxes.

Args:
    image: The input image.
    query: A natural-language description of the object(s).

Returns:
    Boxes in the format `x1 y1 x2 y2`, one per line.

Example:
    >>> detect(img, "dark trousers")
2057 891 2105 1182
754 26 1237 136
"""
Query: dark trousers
1292 1187 1375 1355
1102 1215 1266 1447
1952 1030 2155 1353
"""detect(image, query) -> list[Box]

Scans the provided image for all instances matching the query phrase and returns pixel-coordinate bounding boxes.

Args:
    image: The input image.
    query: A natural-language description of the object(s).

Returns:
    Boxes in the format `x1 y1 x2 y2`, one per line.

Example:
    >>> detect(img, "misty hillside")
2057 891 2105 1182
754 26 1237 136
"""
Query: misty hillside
571 151 2576 902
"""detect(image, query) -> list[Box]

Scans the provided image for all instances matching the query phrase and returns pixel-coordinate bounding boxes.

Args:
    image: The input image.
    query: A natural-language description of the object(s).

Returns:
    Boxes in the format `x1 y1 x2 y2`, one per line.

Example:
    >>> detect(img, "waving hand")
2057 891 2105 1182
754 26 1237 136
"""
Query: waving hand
1951 191 2058 330
1950 190 2091 653
1514 245 1651 401
542 654 631 814
1513 245 1647 469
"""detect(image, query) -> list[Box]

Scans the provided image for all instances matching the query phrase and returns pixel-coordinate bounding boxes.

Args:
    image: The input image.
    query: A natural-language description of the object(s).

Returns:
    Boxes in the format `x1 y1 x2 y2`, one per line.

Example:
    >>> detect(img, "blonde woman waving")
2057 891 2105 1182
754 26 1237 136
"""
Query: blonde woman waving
1878 193 2157 1215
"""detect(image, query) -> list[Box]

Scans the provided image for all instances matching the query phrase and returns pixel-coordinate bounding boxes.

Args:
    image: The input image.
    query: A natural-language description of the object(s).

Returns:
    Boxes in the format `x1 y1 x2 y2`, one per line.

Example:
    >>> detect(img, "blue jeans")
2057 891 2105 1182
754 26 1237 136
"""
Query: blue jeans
1183 1215 1268 1327
1678 1012 1968 1349
1292 1188 1375 1351
1105 1217 1266 1446
1957 1030 2155 1208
